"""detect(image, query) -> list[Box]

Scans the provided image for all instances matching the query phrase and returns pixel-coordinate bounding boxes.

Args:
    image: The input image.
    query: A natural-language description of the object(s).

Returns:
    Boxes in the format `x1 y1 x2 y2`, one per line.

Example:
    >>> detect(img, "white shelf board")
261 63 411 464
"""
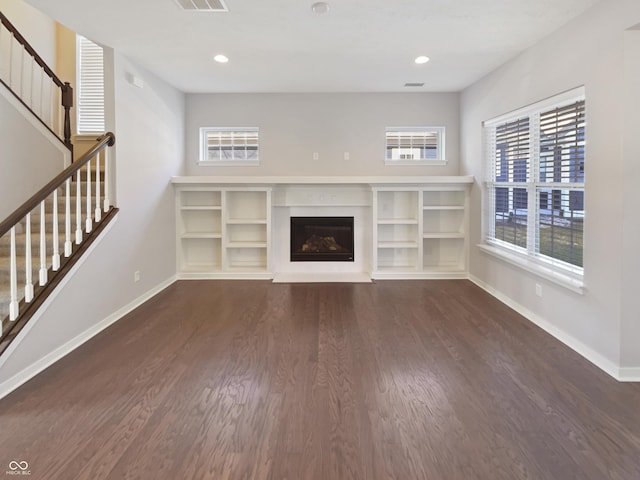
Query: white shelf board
180 205 222 211
172 175 474 186
226 219 268 225
377 241 419 249
422 205 464 211
422 233 465 239
377 218 419 225
181 232 222 239
226 241 268 248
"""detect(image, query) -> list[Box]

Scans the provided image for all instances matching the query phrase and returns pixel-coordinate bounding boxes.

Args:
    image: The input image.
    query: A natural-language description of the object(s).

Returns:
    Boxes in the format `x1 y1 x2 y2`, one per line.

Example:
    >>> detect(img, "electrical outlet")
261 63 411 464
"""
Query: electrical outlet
535 283 542 297
313 152 319 160
344 152 350 160
134 270 141 282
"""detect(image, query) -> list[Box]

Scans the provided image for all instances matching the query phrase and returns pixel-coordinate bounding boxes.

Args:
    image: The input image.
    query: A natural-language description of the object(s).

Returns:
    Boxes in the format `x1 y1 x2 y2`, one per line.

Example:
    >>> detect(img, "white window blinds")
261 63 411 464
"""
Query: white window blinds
76 35 104 134
484 88 585 277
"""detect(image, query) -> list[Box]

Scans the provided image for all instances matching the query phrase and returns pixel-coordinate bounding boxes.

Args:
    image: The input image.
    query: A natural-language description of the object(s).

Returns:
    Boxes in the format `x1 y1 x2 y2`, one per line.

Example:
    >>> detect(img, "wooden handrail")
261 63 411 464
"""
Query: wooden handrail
0 11 64 88
0 10 74 148
0 132 115 238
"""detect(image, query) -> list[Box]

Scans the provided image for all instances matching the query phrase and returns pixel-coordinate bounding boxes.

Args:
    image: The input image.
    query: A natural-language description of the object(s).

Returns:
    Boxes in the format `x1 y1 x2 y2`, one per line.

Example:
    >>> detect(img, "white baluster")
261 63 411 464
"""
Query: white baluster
86 160 93 233
103 147 110 212
65 178 72 256
75 168 83 244
24 213 33 302
9 33 14 90
52 190 60 270
95 151 102 222
39 201 47 286
9 226 19 321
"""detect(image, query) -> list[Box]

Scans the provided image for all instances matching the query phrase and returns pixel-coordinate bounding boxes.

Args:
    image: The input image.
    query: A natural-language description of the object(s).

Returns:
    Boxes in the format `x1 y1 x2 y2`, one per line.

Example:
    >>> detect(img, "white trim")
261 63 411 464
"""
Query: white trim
171 175 474 185
483 86 586 127
477 243 584 294
468 274 623 381
618 368 640 382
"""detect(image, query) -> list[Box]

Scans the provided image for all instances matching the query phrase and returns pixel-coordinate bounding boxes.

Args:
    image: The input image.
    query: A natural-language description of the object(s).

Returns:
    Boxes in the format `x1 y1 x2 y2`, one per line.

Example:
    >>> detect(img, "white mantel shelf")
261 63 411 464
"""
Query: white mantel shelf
171 176 474 186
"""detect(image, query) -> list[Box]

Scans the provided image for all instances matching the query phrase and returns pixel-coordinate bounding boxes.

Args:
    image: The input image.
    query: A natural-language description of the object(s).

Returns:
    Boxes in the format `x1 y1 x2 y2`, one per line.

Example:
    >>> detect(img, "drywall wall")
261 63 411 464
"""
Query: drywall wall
460 0 640 375
620 28 640 371
185 92 460 177
0 52 185 383
0 85 68 219
0 0 56 69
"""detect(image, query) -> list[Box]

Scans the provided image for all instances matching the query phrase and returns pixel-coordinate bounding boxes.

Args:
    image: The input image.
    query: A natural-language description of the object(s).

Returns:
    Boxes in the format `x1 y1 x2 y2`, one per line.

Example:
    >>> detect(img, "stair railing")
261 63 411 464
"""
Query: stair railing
0 132 116 343
0 10 73 150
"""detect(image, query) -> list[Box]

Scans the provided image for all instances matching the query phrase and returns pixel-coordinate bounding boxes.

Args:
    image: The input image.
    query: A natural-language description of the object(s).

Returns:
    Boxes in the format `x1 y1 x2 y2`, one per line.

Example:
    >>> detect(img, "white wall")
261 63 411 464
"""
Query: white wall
0 85 68 219
185 93 460 177
620 28 640 370
460 0 640 376
0 0 56 69
0 53 185 384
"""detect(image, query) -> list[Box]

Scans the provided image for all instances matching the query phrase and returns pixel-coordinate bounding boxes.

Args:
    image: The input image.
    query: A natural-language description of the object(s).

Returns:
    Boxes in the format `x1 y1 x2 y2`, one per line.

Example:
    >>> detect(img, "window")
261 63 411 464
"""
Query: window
199 127 259 165
484 87 585 283
385 127 445 165
76 35 104 134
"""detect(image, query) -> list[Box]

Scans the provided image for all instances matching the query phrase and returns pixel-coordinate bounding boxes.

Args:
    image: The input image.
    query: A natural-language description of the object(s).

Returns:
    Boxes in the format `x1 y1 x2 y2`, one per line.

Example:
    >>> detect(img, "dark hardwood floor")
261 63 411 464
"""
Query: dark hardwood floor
1 280 639 479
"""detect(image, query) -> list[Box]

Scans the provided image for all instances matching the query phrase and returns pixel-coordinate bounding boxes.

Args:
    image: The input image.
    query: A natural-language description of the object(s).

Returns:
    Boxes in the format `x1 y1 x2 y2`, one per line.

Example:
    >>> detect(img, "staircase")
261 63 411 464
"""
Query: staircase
0 9 117 354
0 174 102 318
0 139 117 354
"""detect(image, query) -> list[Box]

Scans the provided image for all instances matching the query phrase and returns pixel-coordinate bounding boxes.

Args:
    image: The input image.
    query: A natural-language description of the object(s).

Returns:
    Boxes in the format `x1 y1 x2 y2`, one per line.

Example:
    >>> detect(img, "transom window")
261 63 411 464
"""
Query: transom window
385 127 445 165
199 127 259 165
484 87 585 283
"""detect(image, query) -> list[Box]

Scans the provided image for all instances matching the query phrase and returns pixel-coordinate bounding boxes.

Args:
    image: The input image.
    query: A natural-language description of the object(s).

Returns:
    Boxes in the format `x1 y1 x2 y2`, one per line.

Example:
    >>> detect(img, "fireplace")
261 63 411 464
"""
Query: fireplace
290 217 354 262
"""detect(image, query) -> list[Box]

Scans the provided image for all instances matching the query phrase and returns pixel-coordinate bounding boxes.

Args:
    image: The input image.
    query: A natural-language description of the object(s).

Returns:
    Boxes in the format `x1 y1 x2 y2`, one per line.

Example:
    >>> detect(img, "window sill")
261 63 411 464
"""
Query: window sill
198 160 260 167
384 160 447 166
477 243 585 295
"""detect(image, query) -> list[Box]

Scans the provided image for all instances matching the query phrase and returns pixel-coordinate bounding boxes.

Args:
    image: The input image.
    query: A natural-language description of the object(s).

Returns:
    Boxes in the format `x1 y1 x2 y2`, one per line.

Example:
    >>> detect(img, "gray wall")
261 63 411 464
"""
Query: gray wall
0 52 185 384
0 88 67 219
460 0 640 375
185 93 460 177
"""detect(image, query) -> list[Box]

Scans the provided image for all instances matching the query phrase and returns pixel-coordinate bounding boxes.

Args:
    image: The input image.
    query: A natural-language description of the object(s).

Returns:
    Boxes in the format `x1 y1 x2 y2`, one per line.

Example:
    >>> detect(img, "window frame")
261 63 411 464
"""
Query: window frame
198 127 260 166
384 126 446 166
482 87 586 292
76 35 105 135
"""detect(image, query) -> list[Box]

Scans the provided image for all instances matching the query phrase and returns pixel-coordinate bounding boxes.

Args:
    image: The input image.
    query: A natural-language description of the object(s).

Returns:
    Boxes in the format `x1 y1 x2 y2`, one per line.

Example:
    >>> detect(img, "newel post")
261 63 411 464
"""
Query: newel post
62 82 74 150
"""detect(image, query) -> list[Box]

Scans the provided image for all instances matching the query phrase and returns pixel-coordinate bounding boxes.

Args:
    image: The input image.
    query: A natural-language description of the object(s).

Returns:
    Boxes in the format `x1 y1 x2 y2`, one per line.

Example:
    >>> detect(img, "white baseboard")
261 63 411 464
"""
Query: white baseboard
468 274 625 382
0 274 177 400
618 368 640 382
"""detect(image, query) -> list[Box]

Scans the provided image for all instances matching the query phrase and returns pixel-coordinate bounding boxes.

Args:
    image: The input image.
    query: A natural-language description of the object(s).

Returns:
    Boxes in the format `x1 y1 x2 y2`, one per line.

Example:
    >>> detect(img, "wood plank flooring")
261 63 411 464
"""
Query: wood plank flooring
1 280 639 479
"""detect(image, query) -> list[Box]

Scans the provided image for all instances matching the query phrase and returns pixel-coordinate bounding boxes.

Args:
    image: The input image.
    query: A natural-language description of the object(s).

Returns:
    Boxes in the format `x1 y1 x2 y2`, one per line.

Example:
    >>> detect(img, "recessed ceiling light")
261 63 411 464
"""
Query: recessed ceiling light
311 2 330 14
214 54 229 63
415 56 430 64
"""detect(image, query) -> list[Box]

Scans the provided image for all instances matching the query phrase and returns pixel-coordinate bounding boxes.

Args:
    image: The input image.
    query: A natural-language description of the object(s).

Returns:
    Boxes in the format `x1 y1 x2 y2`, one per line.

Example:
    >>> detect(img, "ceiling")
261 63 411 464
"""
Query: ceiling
26 0 599 93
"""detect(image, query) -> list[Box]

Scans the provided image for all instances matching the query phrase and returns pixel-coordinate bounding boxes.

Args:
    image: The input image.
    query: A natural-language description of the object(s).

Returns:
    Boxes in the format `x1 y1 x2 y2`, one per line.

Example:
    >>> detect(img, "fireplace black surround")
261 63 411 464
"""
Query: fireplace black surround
290 217 354 262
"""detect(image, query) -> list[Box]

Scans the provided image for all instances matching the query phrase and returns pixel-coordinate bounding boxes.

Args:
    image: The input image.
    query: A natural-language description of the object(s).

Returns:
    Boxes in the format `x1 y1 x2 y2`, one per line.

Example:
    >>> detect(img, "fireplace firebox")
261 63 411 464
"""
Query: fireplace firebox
290 217 354 262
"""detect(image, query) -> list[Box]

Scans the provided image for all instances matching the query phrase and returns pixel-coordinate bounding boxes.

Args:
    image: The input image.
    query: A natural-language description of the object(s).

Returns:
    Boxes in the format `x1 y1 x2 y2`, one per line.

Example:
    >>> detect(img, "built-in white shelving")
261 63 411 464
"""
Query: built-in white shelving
372 184 469 279
173 176 472 281
176 187 271 278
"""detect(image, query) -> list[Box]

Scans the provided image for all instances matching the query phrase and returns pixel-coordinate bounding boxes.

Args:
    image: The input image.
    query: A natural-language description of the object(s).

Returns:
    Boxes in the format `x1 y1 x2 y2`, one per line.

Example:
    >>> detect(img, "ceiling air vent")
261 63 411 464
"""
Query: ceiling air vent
404 82 425 87
174 0 228 12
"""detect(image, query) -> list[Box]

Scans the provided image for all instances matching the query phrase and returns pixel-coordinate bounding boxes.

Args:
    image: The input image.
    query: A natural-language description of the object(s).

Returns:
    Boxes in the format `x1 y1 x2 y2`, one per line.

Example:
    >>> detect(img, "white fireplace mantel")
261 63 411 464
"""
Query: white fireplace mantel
171 176 474 186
